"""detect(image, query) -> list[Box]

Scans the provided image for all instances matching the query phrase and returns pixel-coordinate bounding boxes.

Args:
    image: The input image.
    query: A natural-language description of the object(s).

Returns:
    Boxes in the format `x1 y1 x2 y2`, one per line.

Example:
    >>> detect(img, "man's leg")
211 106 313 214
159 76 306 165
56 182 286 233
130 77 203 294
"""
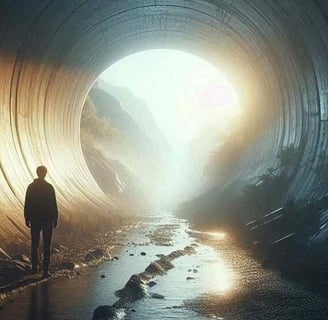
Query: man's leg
31 223 41 273
42 221 53 276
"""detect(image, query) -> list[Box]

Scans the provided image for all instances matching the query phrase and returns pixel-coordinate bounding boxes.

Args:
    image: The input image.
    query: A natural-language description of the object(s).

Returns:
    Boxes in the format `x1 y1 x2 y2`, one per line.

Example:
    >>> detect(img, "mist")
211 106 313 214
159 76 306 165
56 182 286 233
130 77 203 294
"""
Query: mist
87 49 241 211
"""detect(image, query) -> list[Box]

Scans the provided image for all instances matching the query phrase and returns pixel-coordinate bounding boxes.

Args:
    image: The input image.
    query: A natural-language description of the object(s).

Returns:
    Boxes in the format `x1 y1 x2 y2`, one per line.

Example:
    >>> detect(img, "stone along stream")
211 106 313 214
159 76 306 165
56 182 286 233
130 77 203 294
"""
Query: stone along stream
1 213 328 320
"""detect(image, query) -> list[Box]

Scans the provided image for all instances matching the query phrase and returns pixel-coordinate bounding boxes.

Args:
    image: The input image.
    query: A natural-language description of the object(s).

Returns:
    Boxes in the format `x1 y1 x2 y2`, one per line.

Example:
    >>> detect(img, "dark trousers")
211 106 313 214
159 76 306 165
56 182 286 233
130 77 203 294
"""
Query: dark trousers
31 220 53 273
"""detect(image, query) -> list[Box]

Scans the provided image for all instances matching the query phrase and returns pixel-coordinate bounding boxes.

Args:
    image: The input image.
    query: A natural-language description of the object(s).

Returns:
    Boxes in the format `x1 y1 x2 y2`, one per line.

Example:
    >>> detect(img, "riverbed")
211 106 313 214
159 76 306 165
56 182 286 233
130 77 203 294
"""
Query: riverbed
1 213 328 320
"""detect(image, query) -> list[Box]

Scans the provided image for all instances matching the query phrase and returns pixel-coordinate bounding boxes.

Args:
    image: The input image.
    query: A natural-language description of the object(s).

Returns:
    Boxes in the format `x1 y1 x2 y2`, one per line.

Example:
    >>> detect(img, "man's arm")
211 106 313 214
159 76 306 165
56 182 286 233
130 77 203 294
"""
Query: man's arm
24 186 31 227
51 186 58 227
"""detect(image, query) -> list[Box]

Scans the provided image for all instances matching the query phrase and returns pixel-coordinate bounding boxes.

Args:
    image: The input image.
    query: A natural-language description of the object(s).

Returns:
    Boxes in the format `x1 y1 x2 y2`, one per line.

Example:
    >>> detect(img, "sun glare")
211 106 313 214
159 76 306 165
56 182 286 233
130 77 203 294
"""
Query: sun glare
100 49 240 148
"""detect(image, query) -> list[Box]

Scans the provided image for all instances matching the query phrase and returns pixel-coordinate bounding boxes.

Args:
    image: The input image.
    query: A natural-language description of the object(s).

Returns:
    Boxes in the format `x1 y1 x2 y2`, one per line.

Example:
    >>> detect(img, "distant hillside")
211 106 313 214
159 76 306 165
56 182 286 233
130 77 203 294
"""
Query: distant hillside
80 96 148 212
89 87 162 161
82 143 148 211
96 79 171 154
81 89 169 210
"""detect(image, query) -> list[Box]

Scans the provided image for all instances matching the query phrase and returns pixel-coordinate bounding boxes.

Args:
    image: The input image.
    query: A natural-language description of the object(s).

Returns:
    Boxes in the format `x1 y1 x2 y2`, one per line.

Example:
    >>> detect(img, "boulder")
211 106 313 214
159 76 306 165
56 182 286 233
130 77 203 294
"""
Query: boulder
145 262 166 275
156 258 174 270
167 250 184 260
92 305 116 320
116 274 147 301
151 293 164 299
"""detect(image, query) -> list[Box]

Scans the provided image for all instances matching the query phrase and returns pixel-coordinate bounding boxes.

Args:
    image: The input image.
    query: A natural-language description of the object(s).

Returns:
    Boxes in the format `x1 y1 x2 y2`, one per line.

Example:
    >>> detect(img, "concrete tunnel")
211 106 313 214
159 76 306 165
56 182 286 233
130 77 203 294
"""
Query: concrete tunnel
0 0 328 249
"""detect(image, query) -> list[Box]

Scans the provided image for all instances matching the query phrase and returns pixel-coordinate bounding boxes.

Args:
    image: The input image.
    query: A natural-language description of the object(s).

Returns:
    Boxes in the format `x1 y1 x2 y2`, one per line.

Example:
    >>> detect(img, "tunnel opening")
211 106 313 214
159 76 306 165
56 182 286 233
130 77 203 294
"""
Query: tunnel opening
0 1 328 286
80 48 242 213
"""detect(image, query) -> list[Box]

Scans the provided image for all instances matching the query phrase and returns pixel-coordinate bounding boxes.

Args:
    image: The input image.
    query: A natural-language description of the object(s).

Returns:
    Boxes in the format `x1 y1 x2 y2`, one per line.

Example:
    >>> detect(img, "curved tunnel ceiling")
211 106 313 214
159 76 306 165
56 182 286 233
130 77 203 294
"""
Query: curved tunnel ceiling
0 0 328 246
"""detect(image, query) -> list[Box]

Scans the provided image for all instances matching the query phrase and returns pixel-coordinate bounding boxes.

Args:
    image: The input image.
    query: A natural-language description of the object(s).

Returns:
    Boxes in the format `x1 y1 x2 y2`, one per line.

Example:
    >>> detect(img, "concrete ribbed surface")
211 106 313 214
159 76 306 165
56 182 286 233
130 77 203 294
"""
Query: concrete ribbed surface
0 0 327 245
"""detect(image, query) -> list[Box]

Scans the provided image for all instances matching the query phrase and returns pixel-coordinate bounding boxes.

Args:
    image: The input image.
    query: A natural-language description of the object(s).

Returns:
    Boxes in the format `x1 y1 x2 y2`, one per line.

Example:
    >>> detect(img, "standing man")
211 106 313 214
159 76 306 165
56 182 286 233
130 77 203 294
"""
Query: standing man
24 166 58 277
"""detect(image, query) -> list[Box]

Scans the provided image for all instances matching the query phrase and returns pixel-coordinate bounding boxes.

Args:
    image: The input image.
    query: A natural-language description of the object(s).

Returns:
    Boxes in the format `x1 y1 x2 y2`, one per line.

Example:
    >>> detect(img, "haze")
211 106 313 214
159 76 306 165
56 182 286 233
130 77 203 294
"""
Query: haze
100 49 240 148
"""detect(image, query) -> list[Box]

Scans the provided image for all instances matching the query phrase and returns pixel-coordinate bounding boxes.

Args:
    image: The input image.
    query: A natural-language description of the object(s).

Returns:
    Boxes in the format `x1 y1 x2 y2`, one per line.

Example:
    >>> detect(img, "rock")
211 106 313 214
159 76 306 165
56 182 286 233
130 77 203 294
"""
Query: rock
85 253 95 263
2 263 28 280
193 269 198 273
140 252 146 256
116 274 147 300
186 277 195 280
11 259 30 271
12 254 30 264
101 274 106 278
167 250 184 260
85 248 107 263
76 271 81 276
92 248 105 259
145 262 166 275
60 261 75 271
0 248 12 260
151 293 164 299
148 280 157 287
92 305 116 320
156 258 174 270
113 256 119 260
184 246 196 255
129 253 134 256
131 309 136 312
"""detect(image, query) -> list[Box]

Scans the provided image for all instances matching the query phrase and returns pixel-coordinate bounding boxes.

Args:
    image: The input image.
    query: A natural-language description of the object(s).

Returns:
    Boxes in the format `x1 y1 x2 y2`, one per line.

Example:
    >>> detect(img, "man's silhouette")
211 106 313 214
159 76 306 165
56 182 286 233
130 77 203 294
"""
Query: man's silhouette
24 166 58 277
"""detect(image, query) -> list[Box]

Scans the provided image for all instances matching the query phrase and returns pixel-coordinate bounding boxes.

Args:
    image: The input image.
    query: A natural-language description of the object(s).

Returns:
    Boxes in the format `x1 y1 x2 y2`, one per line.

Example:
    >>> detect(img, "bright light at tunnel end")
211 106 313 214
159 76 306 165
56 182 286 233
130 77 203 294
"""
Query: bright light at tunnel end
100 49 241 147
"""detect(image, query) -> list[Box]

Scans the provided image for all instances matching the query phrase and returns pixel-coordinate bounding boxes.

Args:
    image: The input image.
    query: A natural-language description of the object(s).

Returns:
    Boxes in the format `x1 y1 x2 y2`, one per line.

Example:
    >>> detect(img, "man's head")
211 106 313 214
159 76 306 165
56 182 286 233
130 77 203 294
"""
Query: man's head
36 166 47 179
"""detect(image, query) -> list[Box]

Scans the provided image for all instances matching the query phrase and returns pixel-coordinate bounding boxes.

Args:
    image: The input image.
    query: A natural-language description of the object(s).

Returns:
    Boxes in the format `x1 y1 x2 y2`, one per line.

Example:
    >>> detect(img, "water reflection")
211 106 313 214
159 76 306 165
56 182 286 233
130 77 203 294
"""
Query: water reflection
205 260 234 294
27 283 50 320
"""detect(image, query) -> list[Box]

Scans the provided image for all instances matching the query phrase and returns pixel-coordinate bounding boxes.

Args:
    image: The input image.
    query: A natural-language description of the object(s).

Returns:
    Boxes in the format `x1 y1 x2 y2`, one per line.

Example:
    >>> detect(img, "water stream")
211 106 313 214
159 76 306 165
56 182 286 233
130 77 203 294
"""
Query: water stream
1 213 328 320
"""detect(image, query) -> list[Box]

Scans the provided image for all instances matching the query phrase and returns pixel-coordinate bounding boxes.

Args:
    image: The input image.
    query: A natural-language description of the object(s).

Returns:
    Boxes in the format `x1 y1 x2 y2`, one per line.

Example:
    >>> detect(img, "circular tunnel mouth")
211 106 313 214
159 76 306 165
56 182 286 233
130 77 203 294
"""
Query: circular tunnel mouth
0 0 327 247
81 49 244 204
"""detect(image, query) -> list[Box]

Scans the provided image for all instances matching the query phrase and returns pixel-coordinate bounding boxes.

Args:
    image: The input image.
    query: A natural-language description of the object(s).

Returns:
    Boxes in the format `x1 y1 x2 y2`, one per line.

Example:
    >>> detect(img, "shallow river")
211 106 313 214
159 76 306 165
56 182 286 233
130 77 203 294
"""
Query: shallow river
1 213 328 320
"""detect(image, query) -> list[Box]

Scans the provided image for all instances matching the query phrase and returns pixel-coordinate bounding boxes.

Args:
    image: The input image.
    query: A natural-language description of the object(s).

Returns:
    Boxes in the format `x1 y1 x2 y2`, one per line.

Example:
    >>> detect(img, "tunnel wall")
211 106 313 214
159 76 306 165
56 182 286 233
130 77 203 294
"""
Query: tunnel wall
0 0 327 247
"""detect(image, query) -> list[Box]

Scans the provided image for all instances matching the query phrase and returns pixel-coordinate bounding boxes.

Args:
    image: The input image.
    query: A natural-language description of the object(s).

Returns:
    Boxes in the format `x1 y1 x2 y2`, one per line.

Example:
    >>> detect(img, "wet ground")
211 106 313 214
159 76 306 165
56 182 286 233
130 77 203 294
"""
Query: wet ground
1 213 328 319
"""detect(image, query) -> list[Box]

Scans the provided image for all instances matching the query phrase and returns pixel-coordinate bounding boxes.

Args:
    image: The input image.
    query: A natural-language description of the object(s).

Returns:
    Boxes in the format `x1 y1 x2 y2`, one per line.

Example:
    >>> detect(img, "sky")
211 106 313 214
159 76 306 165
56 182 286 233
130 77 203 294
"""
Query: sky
99 49 240 149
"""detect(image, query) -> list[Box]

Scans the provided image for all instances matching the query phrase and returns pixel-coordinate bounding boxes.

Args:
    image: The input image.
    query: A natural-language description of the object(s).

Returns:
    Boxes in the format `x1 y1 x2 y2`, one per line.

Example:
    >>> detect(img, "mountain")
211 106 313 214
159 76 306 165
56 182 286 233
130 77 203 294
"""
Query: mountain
96 79 171 154
89 87 161 160
82 143 148 211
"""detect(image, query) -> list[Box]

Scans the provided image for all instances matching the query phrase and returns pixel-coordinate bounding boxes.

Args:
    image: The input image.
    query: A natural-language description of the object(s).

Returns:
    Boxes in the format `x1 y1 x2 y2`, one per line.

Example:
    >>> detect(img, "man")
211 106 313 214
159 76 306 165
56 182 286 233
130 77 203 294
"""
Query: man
24 166 58 277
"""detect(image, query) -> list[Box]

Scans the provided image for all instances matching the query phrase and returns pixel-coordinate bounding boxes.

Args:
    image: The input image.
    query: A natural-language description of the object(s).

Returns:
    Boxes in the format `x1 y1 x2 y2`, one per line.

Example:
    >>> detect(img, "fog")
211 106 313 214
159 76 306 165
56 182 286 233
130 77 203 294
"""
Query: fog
97 49 241 210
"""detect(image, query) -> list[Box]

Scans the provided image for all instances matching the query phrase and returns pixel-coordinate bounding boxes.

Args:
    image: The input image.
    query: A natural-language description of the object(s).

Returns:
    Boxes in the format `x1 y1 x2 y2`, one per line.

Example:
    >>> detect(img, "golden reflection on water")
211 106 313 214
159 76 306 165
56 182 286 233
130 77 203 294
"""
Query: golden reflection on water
207 232 226 241
206 260 234 294
201 231 235 295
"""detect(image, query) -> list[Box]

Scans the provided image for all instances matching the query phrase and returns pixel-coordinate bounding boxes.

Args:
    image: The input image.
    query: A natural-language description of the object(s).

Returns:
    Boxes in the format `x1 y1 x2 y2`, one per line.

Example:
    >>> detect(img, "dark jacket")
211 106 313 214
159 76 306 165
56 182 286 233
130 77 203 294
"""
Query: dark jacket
24 178 58 223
